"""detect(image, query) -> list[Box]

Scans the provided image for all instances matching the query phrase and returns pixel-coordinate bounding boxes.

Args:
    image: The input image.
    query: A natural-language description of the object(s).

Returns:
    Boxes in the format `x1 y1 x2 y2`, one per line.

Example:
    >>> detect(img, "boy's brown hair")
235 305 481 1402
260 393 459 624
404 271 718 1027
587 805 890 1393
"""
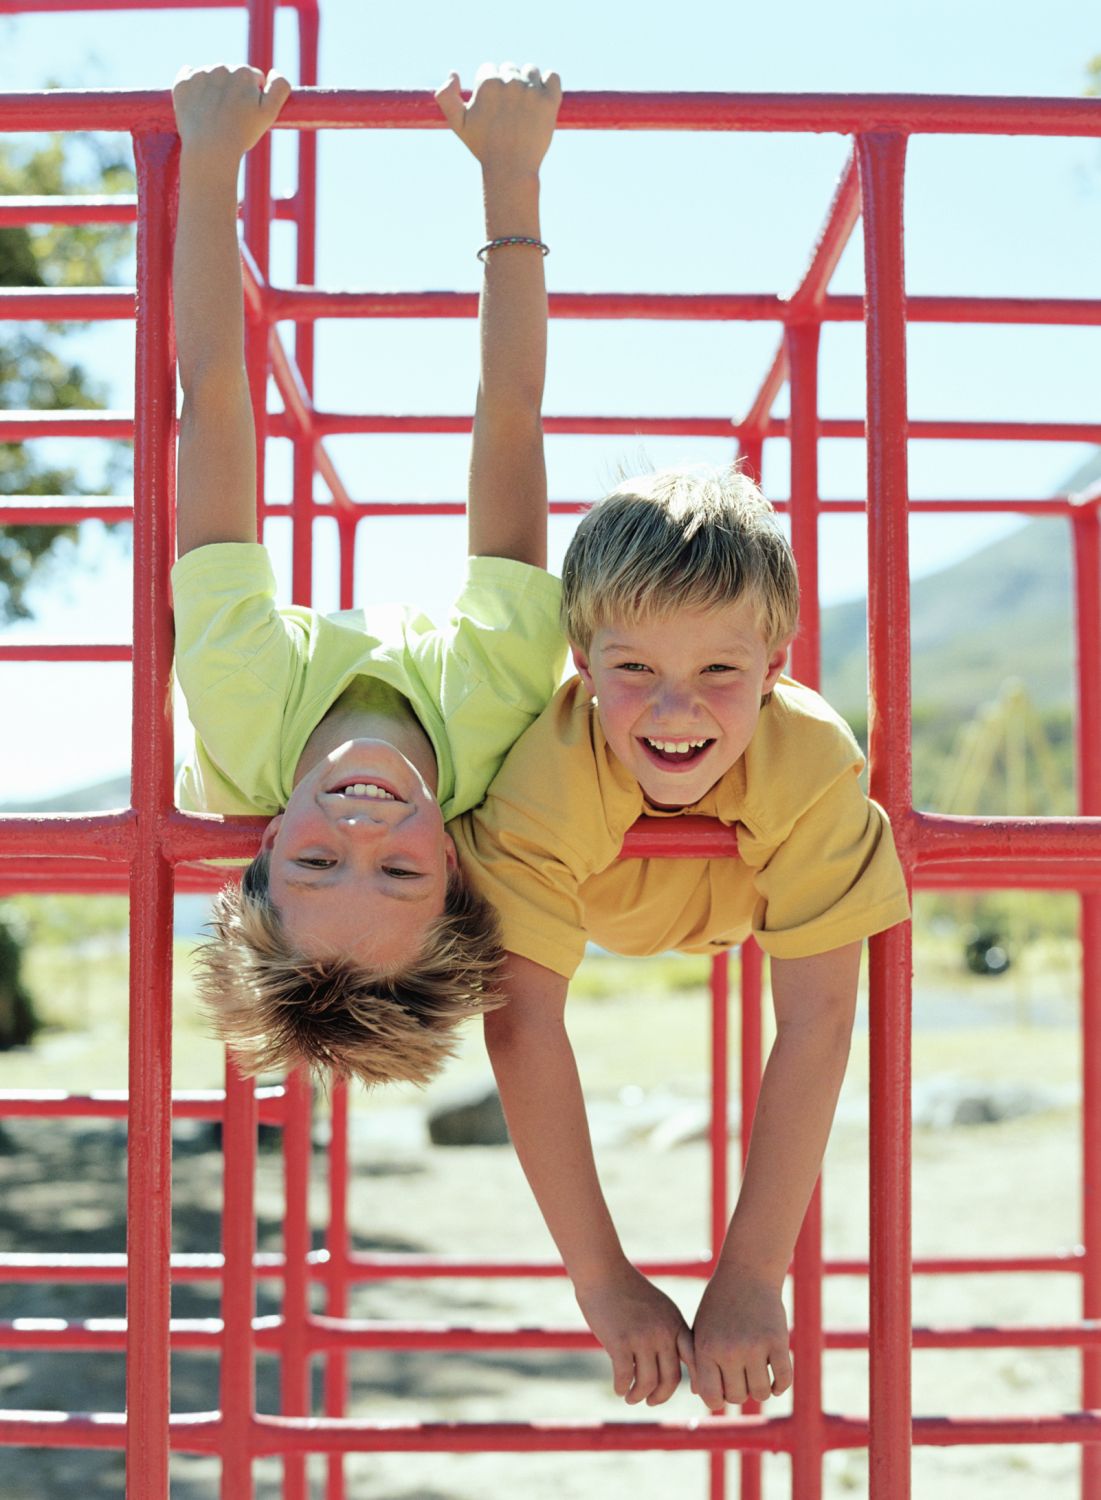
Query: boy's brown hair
194 854 504 1088
562 463 799 652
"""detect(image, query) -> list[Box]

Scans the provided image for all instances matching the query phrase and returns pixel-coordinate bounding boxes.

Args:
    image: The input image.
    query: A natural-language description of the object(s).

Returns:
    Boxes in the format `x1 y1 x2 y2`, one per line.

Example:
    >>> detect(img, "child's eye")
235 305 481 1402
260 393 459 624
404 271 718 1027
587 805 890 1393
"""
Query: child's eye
382 866 421 880
703 664 738 674
615 661 651 673
296 857 335 869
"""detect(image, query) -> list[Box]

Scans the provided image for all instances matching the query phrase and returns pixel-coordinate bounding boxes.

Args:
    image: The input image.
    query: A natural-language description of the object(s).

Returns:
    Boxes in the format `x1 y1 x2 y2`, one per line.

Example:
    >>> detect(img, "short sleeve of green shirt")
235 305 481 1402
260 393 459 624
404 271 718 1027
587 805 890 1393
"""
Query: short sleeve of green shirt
171 542 566 820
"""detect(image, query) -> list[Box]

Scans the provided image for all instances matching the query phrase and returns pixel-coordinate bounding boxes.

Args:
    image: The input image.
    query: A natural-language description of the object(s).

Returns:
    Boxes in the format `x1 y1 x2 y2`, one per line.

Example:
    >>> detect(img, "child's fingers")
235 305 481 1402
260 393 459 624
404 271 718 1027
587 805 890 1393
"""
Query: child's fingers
676 1324 698 1387
543 70 563 107
434 72 465 131
769 1340 794 1396
262 69 292 120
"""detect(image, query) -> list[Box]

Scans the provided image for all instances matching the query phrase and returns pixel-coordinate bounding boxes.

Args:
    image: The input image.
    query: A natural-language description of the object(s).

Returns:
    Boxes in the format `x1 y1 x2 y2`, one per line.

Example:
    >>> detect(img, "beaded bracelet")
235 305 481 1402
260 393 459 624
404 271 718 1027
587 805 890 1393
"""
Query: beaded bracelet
477 235 550 263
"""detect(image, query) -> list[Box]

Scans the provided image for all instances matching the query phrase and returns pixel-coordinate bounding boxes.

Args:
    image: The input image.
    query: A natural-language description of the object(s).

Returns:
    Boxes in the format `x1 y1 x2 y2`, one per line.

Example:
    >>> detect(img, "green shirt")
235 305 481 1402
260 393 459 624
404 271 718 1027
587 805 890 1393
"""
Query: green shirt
172 543 566 820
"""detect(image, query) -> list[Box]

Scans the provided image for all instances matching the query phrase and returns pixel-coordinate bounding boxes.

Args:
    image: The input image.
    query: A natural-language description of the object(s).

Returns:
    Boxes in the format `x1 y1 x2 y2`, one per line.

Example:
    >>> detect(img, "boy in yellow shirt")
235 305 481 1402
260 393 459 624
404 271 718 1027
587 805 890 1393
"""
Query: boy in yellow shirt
171 62 564 1087
450 465 910 1414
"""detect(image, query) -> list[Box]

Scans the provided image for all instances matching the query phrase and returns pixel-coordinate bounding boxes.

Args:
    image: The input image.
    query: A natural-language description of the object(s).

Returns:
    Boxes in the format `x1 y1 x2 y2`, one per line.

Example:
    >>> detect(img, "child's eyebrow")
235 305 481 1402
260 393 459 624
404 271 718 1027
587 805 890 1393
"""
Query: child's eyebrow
282 877 432 905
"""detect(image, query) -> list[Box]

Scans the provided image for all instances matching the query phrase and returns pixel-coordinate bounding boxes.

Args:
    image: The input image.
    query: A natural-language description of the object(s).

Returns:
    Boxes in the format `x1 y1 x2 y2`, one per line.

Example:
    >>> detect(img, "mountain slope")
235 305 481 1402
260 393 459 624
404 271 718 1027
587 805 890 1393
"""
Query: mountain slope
821 517 1073 718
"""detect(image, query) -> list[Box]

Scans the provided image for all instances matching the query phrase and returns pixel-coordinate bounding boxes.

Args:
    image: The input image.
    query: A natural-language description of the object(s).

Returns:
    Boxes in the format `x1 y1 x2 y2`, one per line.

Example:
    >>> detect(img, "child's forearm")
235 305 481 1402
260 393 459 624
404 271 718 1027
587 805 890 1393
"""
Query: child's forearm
437 66 559 567
484 997 628 1286
174 146 257 554
718 1013 851 1284
174 148 249 397
478 168 547 421
467 166 548 564
171 66 290 554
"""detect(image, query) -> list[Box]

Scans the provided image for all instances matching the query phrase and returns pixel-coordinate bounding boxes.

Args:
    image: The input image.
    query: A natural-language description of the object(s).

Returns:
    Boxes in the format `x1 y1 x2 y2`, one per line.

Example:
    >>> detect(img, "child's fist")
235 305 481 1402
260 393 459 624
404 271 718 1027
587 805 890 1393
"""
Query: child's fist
436 62 561 175
172 64 291 160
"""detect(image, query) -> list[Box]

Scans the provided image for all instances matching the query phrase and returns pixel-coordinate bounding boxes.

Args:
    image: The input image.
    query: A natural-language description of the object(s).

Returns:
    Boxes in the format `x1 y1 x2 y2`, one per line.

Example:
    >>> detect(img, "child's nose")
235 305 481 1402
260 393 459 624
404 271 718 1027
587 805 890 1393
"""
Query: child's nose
652 683 698 722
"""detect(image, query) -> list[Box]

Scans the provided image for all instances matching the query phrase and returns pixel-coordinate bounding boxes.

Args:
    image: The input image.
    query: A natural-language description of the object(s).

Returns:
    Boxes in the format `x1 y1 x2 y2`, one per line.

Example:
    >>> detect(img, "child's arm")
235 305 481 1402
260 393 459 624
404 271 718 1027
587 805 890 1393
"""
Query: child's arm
436 64 560 569
172 65 290 556
689 941 861 1411
485 953 693 1406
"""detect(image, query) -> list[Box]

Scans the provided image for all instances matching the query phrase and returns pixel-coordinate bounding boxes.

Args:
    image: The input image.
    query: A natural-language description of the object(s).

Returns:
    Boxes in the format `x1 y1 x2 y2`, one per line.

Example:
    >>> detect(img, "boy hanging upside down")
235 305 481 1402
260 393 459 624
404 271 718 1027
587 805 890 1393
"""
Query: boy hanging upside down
170 60 563 1086
451 465 911 1412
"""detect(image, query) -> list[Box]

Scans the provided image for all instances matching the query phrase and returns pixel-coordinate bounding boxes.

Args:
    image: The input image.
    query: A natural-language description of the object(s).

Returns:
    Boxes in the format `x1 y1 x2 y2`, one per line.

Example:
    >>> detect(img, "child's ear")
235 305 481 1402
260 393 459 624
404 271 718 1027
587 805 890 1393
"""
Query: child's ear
571 645 597 698
763 638 791 695
260 813 284 853
443 832 459 874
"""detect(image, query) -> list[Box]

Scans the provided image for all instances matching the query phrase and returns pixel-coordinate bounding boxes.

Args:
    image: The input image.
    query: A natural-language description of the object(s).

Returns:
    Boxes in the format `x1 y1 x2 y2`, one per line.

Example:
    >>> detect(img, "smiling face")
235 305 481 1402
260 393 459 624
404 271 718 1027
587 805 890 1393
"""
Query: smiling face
261 738 456 970
572 597 790 808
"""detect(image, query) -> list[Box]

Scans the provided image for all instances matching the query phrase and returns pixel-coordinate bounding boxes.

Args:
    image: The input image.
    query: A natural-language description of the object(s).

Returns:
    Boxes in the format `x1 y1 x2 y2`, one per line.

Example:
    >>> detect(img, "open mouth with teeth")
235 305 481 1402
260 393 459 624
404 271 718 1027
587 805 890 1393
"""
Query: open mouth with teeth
639 737 714 768
326 778 402 802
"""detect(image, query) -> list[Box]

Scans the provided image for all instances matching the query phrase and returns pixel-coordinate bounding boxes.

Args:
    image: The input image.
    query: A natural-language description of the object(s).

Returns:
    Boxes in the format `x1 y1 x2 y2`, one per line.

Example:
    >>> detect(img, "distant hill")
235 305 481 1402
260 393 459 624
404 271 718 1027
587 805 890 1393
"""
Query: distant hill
0 772 131 815
821 518 1073 721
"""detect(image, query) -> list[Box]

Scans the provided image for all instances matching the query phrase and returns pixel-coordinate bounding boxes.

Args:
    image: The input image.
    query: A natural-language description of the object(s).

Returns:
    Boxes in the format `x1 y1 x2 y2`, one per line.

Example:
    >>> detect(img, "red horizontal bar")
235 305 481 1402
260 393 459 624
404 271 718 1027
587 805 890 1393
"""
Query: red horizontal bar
911 1413 1101 1448
0 289 133 320
7 407 1094 447
1 88 1097 138
0 1087 285 1121
1 1314 1095 1356
0 497 134 523
621 817 739 858
270 286 1101 329
0 811 134 858
910 810 1101 866
0 644 130 662
263 412 1101 444
0 1252 288 1284
0 1245 1079 1288
0 1408 1097 1457
6 283 1097 329
0 195 136 226
260 497 1075 520
0 411 132 439
3 809 1099 874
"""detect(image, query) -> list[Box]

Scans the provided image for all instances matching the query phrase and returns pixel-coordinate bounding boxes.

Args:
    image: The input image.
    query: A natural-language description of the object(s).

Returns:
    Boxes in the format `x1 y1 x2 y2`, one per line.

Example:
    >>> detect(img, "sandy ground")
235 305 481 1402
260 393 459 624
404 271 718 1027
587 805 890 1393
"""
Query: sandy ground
0 1088 1088 1500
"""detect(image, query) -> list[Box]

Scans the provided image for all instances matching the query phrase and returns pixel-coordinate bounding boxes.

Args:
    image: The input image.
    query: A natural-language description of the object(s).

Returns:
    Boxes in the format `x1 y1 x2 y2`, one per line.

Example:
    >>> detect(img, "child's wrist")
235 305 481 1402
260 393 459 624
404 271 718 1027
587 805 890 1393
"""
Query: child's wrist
568 1245 632 1292
179 139 246 177
715 1243 789 1291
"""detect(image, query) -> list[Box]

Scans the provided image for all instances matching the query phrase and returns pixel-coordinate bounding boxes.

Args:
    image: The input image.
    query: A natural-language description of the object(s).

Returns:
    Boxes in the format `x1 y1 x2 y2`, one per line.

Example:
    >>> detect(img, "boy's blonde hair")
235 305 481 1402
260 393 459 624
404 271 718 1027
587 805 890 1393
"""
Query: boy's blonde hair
562 464 799 652
194 854 504 1089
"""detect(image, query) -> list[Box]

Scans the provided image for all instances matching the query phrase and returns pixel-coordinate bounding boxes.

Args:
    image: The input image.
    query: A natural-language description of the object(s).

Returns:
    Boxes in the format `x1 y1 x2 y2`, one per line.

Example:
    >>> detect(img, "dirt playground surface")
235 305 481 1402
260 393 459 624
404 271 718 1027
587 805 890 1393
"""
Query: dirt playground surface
0 1083 1086 1500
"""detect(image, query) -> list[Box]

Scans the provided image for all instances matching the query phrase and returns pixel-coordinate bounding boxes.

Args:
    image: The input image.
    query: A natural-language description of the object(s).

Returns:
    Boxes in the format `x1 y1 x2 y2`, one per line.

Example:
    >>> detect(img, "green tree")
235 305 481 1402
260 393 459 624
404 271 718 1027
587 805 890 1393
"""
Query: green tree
0 132 134 621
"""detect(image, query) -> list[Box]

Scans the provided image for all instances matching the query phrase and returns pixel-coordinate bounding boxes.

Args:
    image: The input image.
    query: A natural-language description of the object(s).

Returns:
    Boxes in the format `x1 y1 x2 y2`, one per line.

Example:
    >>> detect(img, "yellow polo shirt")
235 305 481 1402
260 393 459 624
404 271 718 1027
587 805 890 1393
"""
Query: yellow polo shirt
172 543 566 820
449 676 910 977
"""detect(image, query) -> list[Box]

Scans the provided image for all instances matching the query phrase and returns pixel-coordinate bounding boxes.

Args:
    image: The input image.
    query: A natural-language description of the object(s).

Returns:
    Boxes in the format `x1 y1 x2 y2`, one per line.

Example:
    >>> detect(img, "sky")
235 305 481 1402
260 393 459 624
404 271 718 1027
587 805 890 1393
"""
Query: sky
0 0 1099 801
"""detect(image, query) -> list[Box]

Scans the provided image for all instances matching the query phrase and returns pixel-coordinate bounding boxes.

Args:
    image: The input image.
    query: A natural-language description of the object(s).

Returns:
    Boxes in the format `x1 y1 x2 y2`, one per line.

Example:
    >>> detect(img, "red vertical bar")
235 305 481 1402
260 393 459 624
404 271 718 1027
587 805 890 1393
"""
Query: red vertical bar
737 939 764 1500
220 1060 258 1499
1073 510 1101 1500
339 514 357 611
740 436 765 489
281 7 319 1475
786 318 826 1500
710 952 731 1260
126 127 178 1500
708 953 730 1500
786 322 822 688
245 0 275 529
325 1078 351 1500
858 131 914 1500
291 0 319 606
282 1069 313 1500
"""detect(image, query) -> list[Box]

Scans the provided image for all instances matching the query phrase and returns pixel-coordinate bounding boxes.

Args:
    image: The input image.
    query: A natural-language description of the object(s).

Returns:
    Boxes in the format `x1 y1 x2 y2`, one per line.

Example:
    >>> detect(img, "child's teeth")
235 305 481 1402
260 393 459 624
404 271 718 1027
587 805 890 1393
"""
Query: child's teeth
342 782 395 799
646 738 710 754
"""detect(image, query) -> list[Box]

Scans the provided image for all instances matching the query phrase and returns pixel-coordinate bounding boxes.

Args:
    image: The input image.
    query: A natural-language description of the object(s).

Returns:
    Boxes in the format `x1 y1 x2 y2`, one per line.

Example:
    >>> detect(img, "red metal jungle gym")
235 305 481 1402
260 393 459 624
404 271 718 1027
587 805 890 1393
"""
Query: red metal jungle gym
0 1 1100 1496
